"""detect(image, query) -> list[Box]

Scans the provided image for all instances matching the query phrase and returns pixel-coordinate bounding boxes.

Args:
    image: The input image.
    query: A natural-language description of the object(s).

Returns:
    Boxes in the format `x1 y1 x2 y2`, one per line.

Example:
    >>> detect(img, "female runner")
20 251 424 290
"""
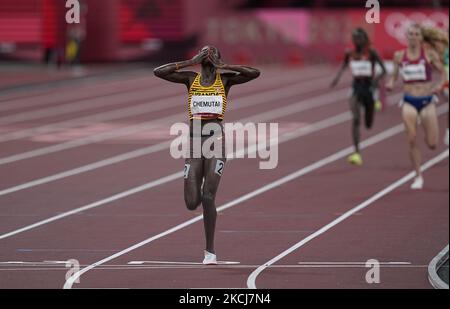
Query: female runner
386 24 447 189
331 28 387 166
154 46 260 264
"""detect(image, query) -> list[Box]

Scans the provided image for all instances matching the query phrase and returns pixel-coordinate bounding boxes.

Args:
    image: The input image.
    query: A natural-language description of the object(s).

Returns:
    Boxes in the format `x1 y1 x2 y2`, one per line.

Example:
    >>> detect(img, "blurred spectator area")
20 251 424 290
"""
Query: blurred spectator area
238 0 449 8
0 0 43 59
0 0 448 64
0 0 247 62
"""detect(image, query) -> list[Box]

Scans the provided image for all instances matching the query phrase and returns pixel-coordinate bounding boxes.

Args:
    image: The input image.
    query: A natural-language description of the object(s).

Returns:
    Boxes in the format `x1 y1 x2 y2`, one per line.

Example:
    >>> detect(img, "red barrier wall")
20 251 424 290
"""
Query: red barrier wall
0 0 42 45
199 8 449 65
119 0 184 42
83 0 119 61
1 4 448 63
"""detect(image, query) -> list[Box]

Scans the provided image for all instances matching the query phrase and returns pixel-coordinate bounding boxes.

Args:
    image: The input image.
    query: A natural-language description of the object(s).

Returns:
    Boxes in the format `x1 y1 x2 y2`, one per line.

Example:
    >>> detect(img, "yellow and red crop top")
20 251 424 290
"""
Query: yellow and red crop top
188 73 227 120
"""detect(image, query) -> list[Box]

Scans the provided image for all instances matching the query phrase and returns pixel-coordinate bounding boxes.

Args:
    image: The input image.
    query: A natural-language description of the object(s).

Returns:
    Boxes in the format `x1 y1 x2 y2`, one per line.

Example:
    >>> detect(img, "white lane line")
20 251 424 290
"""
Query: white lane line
0 76 343 165
0 99 385 239
0 72 161 112
0 72 336 143
0 85 177 125
62 114 433 289
0 95 421 241
16 248 120 252
297 262 411 265
0 65 327 112
0 265 431 272
0 172 182 240
220 230 314 233
0 66 327 128
0 140 171 197
0 261 69 265
0 264 419 269
0 87 356 196
0 262 420 269
128 261 241 265
428 245 449 289
127 261 203 265
0 107 166 143
246 149 449 289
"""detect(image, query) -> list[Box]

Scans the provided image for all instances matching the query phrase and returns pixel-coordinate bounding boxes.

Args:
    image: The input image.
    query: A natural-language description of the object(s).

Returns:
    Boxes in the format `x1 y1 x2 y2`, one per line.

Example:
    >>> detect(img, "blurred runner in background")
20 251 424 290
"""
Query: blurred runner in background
331 27 387 166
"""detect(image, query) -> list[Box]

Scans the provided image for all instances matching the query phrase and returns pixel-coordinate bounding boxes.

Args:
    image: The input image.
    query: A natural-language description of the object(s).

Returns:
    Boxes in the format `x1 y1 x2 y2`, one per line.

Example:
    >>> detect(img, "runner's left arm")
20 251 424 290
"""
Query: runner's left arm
220 66 261 86
427 48 447 94
331 50 350 88
209 54 260 87
386 50 403 91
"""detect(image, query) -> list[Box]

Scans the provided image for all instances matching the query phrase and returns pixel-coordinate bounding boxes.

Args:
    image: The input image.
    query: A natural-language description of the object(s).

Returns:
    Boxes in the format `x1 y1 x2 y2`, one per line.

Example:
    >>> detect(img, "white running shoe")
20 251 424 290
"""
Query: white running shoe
410 176 424 190
445 129 449 147
202 250 217 265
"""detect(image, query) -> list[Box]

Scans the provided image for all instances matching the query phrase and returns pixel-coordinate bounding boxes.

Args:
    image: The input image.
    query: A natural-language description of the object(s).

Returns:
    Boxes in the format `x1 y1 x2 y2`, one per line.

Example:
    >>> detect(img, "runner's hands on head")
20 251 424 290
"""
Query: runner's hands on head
209 51 227 69
191 49 209 65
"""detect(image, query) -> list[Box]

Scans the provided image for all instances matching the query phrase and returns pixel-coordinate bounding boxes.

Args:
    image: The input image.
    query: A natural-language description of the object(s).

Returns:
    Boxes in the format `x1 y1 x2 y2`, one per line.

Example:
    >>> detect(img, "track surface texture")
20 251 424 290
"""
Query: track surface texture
0 65 448 289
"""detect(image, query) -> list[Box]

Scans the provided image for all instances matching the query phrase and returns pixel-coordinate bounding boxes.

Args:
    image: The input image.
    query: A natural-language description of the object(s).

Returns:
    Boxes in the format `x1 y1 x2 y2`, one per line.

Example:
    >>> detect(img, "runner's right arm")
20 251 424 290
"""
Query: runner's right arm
330 50 350 88
386 50 403 91
153 50 208 87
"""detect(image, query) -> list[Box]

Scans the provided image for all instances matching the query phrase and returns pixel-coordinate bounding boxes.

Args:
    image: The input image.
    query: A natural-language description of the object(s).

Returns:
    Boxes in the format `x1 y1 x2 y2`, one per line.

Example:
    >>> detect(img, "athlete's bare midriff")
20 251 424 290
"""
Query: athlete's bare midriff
403 81 434 97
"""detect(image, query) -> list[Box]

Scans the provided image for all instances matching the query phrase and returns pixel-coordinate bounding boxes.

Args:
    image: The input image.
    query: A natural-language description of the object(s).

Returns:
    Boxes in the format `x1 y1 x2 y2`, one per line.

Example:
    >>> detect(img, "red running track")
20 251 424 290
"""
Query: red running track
0 65 447 289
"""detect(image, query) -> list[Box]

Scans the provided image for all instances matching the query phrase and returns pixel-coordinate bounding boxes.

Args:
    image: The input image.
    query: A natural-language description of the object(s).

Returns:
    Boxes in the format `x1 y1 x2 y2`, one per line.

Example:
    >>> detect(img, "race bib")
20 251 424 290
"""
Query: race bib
350 60 373 77
190 95 223 115
402 63 427 81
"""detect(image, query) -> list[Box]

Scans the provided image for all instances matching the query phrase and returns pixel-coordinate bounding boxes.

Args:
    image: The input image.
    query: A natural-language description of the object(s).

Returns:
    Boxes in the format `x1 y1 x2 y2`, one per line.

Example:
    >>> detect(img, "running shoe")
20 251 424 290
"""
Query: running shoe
203 251 217 265
375 100 383 112
348 153 363 166
410 176 424 190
